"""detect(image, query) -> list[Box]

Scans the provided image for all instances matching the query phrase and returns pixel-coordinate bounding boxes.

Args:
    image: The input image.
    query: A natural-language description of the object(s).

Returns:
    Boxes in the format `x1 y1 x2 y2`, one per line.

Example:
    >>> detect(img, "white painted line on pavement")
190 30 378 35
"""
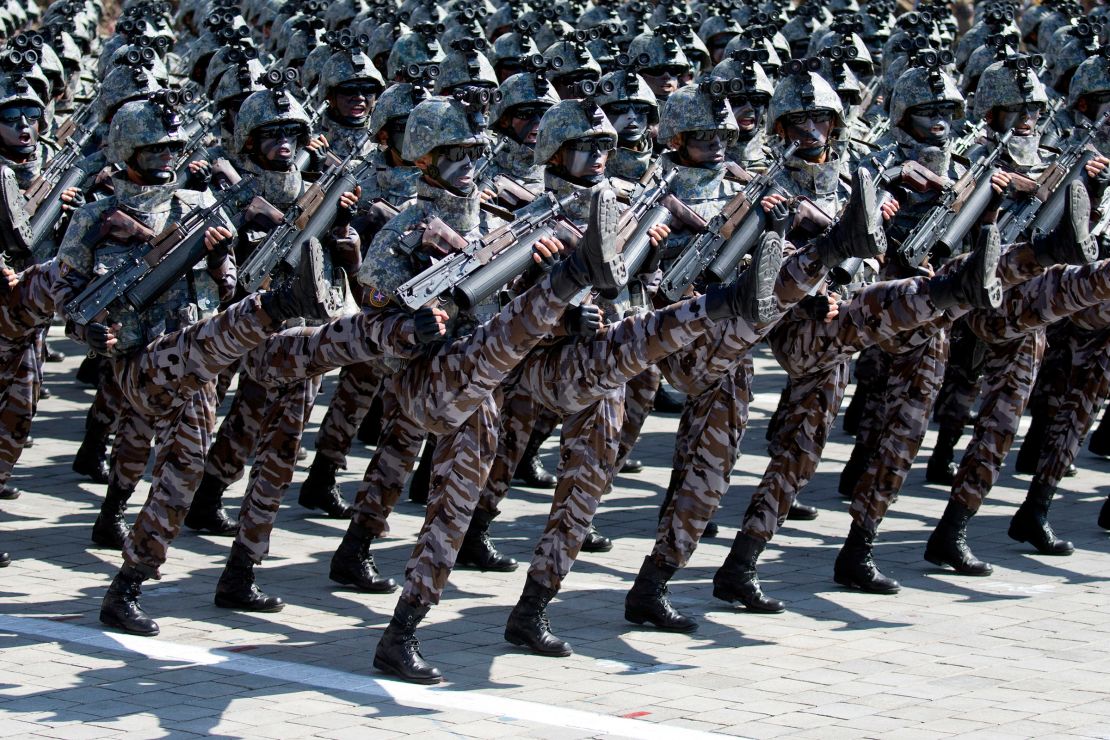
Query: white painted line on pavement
0 614 730 740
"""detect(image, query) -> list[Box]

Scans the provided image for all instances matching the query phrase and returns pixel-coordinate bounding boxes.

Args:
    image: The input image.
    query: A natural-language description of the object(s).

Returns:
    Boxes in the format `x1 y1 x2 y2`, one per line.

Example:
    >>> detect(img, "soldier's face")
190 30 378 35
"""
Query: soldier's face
730 95 768 140
0 104 42 156
604 101 652 145
905 102 958 146
256 124 305 169
781 109 835 158
558 136 614 179
507 103 549 145
992 102 1043 136
641 64 688 101
332 82 379 124
430 143 483 192
680 129 730 166
131 142 181 185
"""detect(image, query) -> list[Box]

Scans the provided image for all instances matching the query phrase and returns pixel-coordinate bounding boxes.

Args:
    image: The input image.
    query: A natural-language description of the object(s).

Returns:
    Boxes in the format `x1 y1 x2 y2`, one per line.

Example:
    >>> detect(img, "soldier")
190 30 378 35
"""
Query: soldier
710 50 775 172
627 30 693 104
316 35 386 160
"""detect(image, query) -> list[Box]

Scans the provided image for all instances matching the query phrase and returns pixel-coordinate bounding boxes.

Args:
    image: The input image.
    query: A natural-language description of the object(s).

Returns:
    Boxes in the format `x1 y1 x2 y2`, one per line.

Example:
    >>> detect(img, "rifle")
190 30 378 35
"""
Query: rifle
53 96 97 153
394 190 583 311
1000 110 1110 244
63 176 250 326
237 153 358 292
613 166 705 285
894 130 1012 267
951 120 985 157
172 113 220 179
660 141 799 298
21 139 88 256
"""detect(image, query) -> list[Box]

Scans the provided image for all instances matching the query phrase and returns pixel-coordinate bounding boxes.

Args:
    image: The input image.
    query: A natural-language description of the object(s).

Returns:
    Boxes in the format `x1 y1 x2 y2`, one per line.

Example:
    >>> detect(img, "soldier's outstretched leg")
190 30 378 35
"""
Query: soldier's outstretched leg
92 408 156 549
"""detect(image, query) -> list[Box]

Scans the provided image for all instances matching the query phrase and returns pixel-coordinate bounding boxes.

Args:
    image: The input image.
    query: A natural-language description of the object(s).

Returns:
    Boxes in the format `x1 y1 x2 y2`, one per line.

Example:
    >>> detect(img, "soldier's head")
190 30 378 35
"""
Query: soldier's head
433 38 499 97
403 94 492 195
974 54 1049 137
107 92 188 185
889 52 964 147
542 36 603 100
768 59 845 162
370 68 437 163
493 64 560 147
234 72 312 170
659 81 739 168
711 49 774 142
597 66 659 149
1068 52 1110 120
0 73 44 160
213 57 266 134
533 95 618 184
320 36 387 128
628 31 693 102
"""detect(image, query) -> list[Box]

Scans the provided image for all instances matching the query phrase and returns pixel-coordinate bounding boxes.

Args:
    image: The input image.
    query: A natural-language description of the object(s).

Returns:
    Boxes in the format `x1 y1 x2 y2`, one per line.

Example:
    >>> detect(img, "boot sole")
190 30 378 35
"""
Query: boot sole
742 233 783 324
99 612 159 636
504 632 573 657
1 168 32 249
1066 181 1097 264
711 585 786 613
329 569 399 593
832 573 901 594
623 609 699 633
213 595 286 613
586 187 628 293
372 656 445 684
973 226 1002 309
852 168 886 258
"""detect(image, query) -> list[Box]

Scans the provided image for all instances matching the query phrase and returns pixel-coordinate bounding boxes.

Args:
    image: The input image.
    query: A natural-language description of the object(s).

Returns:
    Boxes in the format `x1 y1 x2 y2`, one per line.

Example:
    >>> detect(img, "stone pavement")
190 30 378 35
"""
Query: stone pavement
1 337 1109 739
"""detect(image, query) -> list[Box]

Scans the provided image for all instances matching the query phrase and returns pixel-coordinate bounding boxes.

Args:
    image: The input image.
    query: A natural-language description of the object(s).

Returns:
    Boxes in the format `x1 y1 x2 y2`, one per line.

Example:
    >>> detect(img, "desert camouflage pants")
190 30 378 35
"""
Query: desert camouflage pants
0 342 40 486
0 260 57 340
932 318 985 436
614 366 661 471
313 360 388 468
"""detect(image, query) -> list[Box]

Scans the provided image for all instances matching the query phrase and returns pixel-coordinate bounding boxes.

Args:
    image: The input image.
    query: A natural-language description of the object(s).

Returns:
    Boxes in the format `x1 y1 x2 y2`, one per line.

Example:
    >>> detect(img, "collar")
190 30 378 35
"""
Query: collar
112 171 179 214
416 177 481 233
661 152 727 200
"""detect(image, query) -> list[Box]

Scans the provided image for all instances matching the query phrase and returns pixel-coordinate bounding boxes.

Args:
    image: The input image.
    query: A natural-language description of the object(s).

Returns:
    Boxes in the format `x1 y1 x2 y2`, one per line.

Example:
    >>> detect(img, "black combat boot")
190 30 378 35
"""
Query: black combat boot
1031 181 1097 266
91 483 133 549
260 237 350 323
924 500 993 575
1007 480 1074 555
620 458 644 473
834 523 901 593
184 473 238 535
373 599 443 683
624 556 698 632
76 355 100 386
787 501 818 521
581 523 613 553
504 577 572 656
653 385 686 413
72 416 111 484
0 483 20 500
1089 412 1110 458
1099 496 1110 529
548 186 626 299
0 551 9 567
329 521 397 592
839 441 875 497
704 230 784 323
298 455 353 518
712 532 785 613
100 564 159 636
43 341 65 363
927 224 1002 310
812 167 887 266
926 428 962 486
356 394 384 446
512 427 556 488
457 507 518 571
214 543 285 612
408 435 436 505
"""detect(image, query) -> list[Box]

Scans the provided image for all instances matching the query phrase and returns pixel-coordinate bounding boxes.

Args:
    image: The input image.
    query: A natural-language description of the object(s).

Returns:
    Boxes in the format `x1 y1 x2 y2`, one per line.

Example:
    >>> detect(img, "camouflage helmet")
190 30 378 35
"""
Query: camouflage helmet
41 25 82 74
0 71 45 111
369 75 436 136
596 67 659 122
1035 8 1076 52
1049 21 1101 92
542 37 603 84
213 57 267 108
961 32 1017 94
627 31 691 74
387 25 447 81
889 55 965 126
105 93 189 164
98 55 164 122
402 94 492 161
433 40 498 93
369 14 410 64
723 27 783 77
698 14 742 48
1068 51 1110 108
710 53 775 99
954 7 1018 69
533 96 618 165
767 58 845 132
302 42 333 92
972 55 1050 120
492 67 560 122
232 72 312 154
491 27 542 71
658 81 740 143
319 45 387 103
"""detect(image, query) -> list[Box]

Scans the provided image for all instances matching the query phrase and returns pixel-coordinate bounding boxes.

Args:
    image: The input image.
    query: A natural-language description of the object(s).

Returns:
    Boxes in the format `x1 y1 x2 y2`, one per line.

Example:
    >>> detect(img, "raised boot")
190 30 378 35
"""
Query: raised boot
408 435 436 505
91 483 133 549
581 523 613 553
512 427 556 488
0 166 31 253
925 500 993 575
813 167 887 265
330 520 397 592
373 599 443 684
712 532 785 613
72 416 111 484
298 455 352 518
624 556 698 632
504 577 572 656
457 507 518 571
834 523 901 593
704 230 784 323
1031 180 1098 266
1008 480 1074 555
1099 495 1110 529
839 441 875 497
583 185 627 297
99 564 159 636
214 543 285 612
1014 413 1048 475
927 224 1002 310
260 237 351 323
184 473 238 535
927 428 962 486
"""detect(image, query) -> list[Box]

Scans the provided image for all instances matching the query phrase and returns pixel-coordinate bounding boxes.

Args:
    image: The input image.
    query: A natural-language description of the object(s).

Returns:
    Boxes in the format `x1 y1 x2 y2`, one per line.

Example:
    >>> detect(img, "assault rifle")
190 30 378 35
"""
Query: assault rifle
894 130 1012 267
395 190 582 311
22 137 86 257
951 120 986 156
173 113 221 179
53 95 97 153
612 166 705 287
999 110 1110 244
237 152 358 291
64 176 251 326
659 141 798 299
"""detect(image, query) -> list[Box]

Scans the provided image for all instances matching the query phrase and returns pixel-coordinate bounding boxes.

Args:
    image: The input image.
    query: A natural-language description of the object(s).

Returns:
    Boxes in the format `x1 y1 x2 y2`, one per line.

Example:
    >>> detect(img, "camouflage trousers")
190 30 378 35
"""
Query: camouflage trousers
649 245 831 567
953 259 1110 512
615 366 661 471
0 259 57 341
743 274 956 541
313 360 387 468
122 300 408 575
932 318 985 436
0 342 40 486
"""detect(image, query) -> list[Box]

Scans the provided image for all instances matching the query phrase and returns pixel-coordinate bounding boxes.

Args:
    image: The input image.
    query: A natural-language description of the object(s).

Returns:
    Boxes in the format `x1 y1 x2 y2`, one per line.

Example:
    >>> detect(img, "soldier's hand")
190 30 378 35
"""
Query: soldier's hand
761 193 789 212
1 266 17 292
87 322 119 353
990 171 1012 194
185 159 213 190
564 303 602 338
768 199 790 237
647 223 671 248
532 236 564 268
479 187 496 202
204 226 235 254
880 197 899 221
823 293 839 324
1086 155 1110 180
60 187 85 212
413 306 448 344
334 185 362 229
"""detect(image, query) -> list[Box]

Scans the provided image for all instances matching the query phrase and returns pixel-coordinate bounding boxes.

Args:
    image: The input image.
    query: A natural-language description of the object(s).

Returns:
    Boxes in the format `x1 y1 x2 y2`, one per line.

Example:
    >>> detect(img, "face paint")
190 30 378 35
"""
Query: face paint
640 64 687 101
130 142 180 184
605 102 651 145
558 136 614 181
430 144 482 192
681 129 729 166
781 109 835 159
507 103 548 145
0 105 39 156
255 123 305 169
993 102 1043 136
905 102 957 146
331 82 379 125
730 96 766 140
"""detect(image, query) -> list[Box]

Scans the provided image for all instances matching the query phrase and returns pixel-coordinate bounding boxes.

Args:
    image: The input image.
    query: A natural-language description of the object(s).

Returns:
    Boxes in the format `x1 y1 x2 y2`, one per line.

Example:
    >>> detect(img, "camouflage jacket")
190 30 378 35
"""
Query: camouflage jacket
485 136 545 188
773 152 851 241
357 146 422 209
656 152 744 267
56 173 234 355
321 117 376 160
606 141 654 182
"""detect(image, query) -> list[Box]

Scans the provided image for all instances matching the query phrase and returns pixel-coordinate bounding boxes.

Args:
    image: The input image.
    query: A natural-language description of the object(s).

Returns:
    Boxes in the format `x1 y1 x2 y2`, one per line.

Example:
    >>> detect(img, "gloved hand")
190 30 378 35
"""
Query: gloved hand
413 306 448 345
767 198 790 238
564 303 602 338
184 160 212 191
86 322 118 354
333 185 362 230
60 186 85 213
